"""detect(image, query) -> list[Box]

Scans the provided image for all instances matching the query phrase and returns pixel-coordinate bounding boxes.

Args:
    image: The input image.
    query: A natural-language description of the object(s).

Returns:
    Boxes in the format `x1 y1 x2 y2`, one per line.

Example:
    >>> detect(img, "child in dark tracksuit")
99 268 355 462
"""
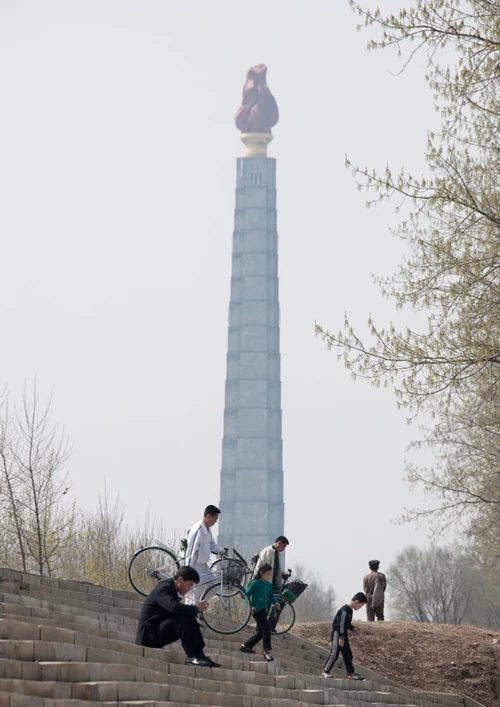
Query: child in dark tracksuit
240 563 278 662
322 592 367 680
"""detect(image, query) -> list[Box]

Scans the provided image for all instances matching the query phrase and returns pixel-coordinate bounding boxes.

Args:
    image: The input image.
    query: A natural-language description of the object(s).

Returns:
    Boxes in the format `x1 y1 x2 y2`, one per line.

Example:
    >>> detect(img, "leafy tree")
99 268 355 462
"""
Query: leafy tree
404 374 500 532
318 1 500 413
316 1 500 544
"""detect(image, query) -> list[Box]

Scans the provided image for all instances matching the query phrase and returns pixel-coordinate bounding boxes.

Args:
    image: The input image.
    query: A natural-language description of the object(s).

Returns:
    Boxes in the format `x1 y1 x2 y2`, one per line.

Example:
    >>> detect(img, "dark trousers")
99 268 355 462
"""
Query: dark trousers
243 609 272 653
137 614 205 659
323 631 354 675
366 602 385 621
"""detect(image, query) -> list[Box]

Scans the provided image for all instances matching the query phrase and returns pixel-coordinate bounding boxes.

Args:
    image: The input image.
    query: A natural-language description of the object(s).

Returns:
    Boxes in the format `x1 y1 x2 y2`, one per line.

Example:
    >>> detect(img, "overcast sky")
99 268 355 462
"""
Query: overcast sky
0 0 448 608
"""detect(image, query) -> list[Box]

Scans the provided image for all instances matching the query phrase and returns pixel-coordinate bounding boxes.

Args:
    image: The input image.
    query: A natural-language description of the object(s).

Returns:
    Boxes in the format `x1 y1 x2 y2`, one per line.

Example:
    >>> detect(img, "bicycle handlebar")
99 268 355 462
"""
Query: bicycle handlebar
219 548 252 571
232 548 247 565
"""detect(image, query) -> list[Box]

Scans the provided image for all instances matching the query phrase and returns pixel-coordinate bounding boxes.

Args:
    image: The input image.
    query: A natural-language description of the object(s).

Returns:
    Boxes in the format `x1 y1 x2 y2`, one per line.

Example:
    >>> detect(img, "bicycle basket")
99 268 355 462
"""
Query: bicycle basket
213 558 246 586
283 580 308 603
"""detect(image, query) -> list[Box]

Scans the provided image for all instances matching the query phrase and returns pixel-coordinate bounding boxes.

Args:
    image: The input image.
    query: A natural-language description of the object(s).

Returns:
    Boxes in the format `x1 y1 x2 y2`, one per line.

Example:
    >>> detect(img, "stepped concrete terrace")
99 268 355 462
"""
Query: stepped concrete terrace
0 569 484 707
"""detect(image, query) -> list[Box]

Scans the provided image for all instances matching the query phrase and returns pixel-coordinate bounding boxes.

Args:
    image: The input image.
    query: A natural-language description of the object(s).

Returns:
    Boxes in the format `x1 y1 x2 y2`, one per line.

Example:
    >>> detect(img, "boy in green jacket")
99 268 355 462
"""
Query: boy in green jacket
240 563 278 661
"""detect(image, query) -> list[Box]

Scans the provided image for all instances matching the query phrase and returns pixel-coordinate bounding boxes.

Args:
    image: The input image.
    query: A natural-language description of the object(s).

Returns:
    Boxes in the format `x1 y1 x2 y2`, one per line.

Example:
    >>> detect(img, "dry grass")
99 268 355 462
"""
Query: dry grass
293 621 500 707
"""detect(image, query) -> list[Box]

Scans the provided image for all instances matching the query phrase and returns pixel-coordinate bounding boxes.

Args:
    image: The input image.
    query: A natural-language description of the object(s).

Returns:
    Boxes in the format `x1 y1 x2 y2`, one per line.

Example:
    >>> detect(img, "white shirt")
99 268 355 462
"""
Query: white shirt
254 544 281 579
185 519 223 566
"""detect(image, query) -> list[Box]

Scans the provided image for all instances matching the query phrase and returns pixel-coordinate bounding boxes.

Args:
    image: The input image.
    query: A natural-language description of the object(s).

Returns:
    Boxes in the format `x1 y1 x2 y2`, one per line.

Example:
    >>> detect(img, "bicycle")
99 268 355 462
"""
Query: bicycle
129 539 252 635
128 537 252 597
268 570 308 635
199 553 252 635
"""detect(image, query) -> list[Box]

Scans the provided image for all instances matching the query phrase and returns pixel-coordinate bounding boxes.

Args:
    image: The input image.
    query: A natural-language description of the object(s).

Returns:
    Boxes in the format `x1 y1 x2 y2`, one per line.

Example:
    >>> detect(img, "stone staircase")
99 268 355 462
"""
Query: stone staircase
0 568 480 707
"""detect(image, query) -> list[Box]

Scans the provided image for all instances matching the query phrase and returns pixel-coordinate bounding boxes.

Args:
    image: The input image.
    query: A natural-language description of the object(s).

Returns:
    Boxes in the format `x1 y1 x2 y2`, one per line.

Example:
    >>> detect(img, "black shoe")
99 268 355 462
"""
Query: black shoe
202 656 221 668
185 656 211 667
240 646 255 654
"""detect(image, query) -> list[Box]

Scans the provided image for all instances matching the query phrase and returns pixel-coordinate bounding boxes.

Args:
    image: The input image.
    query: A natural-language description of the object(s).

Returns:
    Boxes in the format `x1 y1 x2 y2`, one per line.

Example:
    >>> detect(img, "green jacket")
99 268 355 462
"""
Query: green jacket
246 579 278 613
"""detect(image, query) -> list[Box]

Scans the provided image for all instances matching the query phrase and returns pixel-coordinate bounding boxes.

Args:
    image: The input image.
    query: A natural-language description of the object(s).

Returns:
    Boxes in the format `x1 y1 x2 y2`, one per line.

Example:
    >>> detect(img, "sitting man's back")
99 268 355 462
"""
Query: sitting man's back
136 577 197 647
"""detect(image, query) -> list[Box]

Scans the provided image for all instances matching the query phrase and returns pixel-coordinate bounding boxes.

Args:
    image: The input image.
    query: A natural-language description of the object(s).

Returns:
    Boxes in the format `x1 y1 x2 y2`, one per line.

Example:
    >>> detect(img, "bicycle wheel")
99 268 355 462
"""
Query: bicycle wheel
200 582 251 635
128 546 179 597
271 601 296 635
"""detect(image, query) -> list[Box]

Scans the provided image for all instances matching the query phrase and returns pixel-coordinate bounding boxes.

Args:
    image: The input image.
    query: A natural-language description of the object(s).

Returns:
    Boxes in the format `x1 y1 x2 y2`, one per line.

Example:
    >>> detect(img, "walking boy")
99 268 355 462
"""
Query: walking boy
240 563 278 662
321 592 367 680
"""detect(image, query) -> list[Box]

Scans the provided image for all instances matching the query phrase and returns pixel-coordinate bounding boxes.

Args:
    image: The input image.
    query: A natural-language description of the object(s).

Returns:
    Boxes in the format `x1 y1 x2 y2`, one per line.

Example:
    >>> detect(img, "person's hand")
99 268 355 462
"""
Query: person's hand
196 601 209 613
338 637 345 647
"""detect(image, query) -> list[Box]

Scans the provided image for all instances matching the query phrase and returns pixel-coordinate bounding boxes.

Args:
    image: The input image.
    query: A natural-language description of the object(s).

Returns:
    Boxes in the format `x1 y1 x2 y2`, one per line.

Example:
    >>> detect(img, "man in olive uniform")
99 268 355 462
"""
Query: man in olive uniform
363 560 387 621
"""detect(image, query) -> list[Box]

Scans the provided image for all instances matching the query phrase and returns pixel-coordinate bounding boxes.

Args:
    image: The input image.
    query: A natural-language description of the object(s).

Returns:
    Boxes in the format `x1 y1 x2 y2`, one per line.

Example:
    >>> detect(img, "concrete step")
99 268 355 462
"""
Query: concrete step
0 589 137 630
0 575 144 610
0 680 432 707
0 650 459 707
0 658 293 690
0 585 141 621
0 648 455 707
0 580 308 658
0 659 326 704
0 612 462 707
0 678 326 705
0 686 436 707
0 568 470 707
0 597 317 659
0 602 325 671
0 577 325 661
0 616 318 674
296 672 463 707
0 693 279 707
0 638 282 678
0 567 140 602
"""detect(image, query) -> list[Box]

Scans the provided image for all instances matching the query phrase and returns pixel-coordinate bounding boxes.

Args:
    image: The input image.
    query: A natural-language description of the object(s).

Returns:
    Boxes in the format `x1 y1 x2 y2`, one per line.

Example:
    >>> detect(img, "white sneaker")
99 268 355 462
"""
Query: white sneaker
321 672 332 678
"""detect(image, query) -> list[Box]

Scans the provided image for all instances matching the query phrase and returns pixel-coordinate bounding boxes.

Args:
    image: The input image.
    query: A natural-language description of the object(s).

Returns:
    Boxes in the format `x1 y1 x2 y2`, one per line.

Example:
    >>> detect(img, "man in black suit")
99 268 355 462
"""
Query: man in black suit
135 565 220 667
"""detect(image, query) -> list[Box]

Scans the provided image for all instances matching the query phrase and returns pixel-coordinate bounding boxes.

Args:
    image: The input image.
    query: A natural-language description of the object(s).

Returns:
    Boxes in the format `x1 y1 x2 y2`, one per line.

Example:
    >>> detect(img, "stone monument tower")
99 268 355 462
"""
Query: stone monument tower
218 65 284 559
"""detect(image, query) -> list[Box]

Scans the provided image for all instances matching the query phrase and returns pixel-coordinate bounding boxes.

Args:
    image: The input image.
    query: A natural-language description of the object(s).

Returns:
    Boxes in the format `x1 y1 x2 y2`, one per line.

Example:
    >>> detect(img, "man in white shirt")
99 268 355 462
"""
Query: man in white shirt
185 505 224 604
253 536 290 590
